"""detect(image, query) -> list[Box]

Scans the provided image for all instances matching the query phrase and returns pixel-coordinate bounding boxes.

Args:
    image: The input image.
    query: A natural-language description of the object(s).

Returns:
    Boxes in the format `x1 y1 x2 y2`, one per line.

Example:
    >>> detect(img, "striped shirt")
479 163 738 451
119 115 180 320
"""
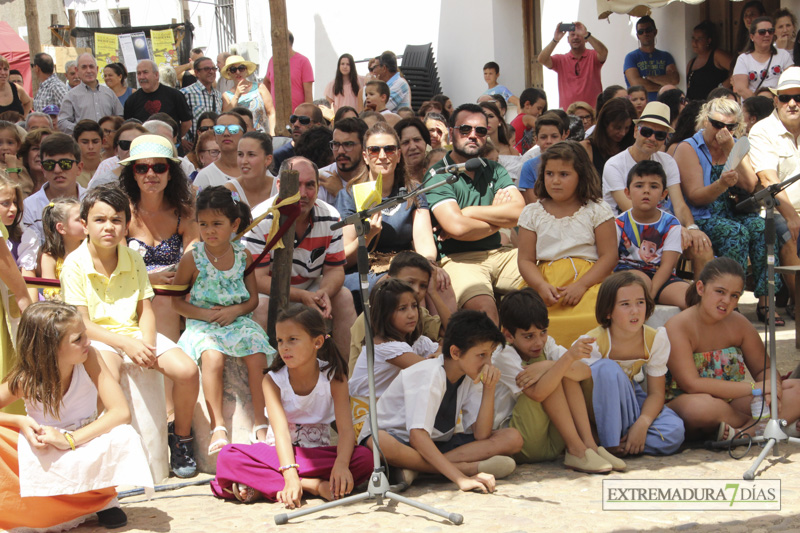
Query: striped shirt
180 81 222 140
386 72 411 111
242 197 345 290
32 74 68 112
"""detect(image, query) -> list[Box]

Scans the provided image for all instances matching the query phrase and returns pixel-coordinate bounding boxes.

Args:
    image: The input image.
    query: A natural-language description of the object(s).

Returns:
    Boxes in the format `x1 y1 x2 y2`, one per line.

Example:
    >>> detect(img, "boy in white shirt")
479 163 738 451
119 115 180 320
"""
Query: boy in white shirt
358 310 522 491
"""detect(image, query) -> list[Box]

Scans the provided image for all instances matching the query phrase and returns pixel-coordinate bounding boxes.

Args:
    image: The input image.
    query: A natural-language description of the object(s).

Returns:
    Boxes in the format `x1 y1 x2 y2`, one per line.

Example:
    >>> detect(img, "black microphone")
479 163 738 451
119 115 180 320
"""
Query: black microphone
433 157 486 175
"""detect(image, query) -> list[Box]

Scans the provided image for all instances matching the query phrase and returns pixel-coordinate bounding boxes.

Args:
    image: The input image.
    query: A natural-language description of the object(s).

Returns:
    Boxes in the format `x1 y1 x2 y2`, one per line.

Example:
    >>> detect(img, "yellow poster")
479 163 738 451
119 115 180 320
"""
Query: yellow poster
151 29 178 68
94 33 120 82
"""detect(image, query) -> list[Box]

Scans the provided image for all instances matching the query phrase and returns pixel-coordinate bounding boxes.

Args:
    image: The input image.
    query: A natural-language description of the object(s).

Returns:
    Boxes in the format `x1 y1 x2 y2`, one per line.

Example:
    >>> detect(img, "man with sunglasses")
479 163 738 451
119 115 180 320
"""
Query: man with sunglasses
180 57 223 150
425 103 525 325
123 60 192 143
623 16 679 102
271 102 323 174
602 101 714 278
538 21 607 109
750 67 800 292
21 133 87 248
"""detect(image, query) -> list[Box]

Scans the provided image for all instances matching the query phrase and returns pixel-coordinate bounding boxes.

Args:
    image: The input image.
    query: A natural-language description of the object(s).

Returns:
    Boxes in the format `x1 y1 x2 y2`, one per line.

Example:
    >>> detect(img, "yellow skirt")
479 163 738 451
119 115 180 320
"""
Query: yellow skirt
0 285 24 415
530 258 600 347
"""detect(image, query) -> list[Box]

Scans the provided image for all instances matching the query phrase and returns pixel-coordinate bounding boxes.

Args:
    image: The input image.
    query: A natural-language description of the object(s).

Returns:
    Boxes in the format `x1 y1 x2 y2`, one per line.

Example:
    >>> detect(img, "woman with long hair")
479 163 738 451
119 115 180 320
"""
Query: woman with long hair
732 16 793 99
325 54 364 111
394 117 431 185
103 63 133 107
580 97 636 176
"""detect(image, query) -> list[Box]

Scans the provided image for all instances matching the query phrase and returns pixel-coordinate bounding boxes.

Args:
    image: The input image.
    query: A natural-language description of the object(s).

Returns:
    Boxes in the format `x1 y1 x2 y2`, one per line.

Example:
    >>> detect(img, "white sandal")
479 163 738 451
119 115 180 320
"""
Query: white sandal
250 424 269 444
208 426 228 456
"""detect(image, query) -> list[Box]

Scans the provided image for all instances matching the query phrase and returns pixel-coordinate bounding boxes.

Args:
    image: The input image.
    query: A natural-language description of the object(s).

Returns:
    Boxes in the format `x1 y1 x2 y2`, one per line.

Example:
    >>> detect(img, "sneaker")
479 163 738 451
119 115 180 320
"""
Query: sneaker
97 507 127 529
564 449 612 474
168 430 197 478
476 455 516 479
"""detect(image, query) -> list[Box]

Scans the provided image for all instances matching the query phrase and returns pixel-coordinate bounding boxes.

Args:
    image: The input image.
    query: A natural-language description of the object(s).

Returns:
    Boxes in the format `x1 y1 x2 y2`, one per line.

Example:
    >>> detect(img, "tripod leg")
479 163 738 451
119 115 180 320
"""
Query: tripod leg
385 491 464 525
744 438 776 480
274 491 372 525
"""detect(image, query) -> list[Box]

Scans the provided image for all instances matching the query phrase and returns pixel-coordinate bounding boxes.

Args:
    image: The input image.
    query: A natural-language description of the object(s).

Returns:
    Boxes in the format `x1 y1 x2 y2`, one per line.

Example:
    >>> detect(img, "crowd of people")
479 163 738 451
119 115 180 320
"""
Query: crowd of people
2 10 800 530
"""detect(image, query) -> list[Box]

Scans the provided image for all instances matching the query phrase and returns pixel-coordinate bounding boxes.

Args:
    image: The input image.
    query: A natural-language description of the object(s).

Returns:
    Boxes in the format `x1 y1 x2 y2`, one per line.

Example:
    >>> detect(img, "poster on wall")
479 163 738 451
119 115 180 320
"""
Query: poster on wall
118 32 150 73
94 33 120 82
150 29 178 68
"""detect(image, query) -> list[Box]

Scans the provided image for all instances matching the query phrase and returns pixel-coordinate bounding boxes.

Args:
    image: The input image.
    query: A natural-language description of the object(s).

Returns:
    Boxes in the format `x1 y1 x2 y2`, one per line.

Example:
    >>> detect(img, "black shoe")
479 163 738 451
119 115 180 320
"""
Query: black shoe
97 507 127 529
168 430 197 478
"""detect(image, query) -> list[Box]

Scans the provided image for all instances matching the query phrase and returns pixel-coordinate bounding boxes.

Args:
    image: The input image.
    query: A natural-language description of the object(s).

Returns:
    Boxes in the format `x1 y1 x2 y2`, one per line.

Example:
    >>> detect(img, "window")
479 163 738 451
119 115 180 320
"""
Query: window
215 0 236 53
84 10 100 28
120 9 131 28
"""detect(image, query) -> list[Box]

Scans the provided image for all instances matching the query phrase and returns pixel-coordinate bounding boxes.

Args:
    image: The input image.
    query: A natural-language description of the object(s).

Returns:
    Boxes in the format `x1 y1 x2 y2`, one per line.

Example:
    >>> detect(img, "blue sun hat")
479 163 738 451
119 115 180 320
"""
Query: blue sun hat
120 134 181 165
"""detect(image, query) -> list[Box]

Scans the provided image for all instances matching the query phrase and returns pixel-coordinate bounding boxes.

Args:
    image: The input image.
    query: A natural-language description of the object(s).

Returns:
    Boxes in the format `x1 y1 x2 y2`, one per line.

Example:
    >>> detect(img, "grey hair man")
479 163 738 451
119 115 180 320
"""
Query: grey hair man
57 53 123 135
123 59 192 138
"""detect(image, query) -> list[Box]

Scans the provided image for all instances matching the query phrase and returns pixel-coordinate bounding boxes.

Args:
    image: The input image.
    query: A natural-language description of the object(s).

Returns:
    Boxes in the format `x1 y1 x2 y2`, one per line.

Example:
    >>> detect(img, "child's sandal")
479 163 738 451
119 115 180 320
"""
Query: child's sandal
250 424 270 444
208 426 228 456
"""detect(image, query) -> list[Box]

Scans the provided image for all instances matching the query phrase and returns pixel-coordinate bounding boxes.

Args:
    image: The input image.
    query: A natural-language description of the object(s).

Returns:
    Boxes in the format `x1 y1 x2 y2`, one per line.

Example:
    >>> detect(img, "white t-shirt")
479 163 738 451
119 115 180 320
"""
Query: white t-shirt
358 355 482 444
492 338 568 429
602 150 680 214
349 335 439 399
193 162 236 189
733 49 794 93
317 162 349 206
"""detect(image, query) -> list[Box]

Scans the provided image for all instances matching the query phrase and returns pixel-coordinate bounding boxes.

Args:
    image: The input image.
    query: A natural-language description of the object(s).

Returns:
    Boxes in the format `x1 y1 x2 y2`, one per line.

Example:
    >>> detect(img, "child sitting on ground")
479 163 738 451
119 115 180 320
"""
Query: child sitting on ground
580 272 685 455
0 302 152 531
614 160 690 308
59 185 200 478
359 310 523 491
211 304 372 507
40 198 83 301
494 288 624 473
172 187 275 454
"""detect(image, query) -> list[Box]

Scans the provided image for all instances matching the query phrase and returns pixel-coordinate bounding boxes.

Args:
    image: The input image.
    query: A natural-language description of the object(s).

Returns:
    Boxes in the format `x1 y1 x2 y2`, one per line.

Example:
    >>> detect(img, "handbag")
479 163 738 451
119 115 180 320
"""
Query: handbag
727 183 763 215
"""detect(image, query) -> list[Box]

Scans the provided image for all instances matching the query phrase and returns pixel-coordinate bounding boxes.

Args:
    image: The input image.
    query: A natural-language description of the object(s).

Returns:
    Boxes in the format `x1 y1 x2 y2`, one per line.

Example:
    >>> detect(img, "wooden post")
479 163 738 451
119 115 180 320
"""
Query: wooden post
68 10 77 47
268 0 292 137
267 167 299 347
23 0 42 96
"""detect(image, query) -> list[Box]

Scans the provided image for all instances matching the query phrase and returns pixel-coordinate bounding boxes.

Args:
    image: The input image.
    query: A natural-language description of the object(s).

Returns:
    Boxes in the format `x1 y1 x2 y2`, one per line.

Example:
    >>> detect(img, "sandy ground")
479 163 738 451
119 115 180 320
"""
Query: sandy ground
38 297 800 532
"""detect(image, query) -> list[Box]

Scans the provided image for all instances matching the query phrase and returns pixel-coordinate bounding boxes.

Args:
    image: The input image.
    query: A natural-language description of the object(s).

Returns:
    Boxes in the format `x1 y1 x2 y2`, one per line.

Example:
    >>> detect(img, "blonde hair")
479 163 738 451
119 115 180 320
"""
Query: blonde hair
695 97 746 137
41 197 81 259
0 172 23 241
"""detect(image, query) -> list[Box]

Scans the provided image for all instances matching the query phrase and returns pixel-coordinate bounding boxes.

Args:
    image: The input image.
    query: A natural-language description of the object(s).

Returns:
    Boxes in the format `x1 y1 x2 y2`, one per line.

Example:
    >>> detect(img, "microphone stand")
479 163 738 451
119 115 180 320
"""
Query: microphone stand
275 173 463 525
708 173 800 479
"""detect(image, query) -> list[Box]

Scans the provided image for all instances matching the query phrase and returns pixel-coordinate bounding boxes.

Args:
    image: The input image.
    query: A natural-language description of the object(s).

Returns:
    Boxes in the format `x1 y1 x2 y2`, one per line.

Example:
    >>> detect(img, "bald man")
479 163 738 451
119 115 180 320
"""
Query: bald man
58 53 122 135
123 60 192 138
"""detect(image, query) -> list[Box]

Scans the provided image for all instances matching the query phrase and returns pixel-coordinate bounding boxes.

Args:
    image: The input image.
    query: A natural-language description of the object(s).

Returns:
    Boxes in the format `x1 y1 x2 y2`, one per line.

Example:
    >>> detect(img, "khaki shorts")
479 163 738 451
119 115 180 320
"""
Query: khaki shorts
441 246 523 308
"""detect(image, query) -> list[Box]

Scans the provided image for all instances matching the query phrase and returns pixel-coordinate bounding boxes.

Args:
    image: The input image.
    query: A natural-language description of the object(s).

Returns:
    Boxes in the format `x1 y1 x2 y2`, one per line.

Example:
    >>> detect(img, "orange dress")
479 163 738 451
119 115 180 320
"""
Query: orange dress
0 425 116 531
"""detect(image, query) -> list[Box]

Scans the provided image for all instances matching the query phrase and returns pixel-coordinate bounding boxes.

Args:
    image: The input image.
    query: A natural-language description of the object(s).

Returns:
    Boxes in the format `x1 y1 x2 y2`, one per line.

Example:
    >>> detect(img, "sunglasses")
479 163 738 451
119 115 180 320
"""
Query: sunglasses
755 28 775 36
41 158 78 171
133 163 169 175
227 65 248 74
707 118 737 132
289 115 312 125
213 124 243 135
118 140 132 151
777 93 800 104
198 125 213 133
196 66 218 73
638 126 668 141
456 124 489 137
330 140 358 151
637 27 655 35
366 145 398 156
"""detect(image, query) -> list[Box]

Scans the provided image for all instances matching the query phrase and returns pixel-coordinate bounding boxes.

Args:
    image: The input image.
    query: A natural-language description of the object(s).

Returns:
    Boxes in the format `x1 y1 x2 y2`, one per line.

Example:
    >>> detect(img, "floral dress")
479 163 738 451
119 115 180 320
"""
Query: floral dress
177 241 274 363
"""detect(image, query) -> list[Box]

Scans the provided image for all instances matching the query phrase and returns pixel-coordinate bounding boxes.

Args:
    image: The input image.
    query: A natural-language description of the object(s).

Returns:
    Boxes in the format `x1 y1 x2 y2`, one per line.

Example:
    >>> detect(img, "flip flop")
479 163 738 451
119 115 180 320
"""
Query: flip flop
208 426 228 456
250 424 270 444
231 482 262 503
716 421 735 442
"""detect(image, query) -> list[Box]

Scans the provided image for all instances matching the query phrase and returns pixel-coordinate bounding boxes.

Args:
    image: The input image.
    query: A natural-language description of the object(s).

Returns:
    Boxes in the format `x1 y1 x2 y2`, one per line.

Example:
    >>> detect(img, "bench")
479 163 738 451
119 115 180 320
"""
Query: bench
776 265 800 348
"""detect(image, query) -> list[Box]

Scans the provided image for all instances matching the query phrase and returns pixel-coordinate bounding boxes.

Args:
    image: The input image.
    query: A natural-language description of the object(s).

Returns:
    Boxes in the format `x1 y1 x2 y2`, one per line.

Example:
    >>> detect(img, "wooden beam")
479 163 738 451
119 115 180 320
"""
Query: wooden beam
522 0 543 90
267 167 299 347
268 0 292 137
23 0 42 97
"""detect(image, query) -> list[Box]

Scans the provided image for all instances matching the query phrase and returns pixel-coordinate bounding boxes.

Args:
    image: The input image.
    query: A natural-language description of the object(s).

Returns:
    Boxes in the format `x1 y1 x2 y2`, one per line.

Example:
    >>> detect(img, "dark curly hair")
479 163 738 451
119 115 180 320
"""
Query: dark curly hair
120 159 194 218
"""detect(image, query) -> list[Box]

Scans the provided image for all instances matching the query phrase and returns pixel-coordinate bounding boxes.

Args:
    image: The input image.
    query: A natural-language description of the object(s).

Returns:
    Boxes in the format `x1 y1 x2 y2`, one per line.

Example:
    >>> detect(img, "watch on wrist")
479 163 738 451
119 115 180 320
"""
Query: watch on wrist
686 224 700 231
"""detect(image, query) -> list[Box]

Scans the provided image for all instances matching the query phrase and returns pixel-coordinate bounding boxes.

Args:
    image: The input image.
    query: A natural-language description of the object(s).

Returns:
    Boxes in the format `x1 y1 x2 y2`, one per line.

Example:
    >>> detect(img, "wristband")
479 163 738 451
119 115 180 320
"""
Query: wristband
751 381 757 390
686 224 699 231
63 430 76 451
279 463 299 473
585 32 592 40
552 38 559 44
5 167 21 174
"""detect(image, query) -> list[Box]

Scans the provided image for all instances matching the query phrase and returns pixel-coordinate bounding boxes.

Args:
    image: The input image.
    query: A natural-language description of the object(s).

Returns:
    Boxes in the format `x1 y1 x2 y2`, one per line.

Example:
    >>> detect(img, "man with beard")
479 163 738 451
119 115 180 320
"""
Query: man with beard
317 117 367 204
272 102 323 173
537 21 607 109
425 103 525 324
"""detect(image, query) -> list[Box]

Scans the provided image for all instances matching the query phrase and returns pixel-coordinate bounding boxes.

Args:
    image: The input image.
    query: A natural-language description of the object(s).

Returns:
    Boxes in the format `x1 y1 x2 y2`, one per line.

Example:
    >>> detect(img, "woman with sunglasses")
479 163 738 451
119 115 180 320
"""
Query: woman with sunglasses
193 112 246 190
87 123 147 189
221 56 274 134
674 97 784 325
120 135 199 342
732 17 794 99
325 54 364 112
335 122 450 310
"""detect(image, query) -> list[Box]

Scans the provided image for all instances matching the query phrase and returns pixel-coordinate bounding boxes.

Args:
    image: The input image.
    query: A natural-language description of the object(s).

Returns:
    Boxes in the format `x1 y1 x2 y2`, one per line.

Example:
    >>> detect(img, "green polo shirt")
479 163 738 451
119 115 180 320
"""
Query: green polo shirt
425 152 516 257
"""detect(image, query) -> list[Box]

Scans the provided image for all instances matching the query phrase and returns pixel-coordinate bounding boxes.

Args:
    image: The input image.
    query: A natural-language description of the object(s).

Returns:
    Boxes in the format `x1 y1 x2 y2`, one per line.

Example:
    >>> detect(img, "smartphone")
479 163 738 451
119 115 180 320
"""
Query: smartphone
559 23 576 32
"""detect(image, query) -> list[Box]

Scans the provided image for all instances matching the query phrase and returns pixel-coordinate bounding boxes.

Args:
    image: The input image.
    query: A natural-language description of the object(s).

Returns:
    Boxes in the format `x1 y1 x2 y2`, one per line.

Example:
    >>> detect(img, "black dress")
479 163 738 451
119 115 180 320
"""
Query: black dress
686 51 729 100
0 82 24 115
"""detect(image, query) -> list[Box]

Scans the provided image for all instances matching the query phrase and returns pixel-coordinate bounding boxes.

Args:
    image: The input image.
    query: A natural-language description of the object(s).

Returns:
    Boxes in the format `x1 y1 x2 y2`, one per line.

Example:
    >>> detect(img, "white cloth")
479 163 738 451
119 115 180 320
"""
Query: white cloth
517 199 615 261
349 335 439 399
94 156 120 177
602 150 681 213
498 154 524 185
318 162 350 205
22 183 87 244
227 175 278 208
193 162 236 189
16 226 39 271
749 110 800 210
18 364 153 497
358 354 482 443
580 326 671 378
492 338 567 429
265 359 335 447
733 49 794 93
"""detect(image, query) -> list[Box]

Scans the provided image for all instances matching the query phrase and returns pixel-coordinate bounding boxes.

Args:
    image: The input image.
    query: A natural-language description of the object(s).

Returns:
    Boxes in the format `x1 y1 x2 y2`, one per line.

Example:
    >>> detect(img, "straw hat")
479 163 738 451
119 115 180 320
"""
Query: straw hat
120 135 181 165
633 101 675 133
221 55 257 80
770 66 800 94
